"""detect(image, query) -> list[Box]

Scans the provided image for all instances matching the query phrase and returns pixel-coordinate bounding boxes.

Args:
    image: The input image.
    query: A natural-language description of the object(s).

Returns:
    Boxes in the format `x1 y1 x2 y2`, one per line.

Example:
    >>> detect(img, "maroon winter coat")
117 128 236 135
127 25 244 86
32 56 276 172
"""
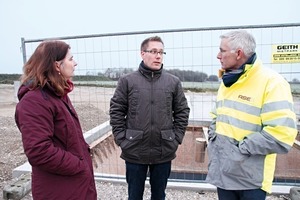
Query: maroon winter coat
15 83 97 200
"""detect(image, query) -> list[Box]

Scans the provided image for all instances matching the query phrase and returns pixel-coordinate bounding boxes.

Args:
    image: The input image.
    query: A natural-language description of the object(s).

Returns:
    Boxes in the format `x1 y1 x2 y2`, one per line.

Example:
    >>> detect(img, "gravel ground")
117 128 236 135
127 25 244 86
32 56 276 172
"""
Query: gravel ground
0 84 290 199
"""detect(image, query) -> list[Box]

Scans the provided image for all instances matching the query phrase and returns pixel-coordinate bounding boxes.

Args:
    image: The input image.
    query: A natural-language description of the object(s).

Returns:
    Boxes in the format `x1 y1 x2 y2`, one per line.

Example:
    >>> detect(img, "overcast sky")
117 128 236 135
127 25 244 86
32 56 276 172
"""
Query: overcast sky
0 0 299 74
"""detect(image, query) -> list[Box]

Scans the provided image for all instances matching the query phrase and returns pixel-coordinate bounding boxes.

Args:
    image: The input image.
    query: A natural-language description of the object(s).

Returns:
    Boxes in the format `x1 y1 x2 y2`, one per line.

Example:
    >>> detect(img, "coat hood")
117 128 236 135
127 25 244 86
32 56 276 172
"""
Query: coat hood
17 84 31 101
17 80 74 101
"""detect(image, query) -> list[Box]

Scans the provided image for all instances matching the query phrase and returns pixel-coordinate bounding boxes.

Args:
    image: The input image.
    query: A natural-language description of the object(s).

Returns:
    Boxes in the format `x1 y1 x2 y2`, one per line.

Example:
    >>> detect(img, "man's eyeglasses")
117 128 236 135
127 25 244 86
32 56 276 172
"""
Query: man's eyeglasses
144 50 166 55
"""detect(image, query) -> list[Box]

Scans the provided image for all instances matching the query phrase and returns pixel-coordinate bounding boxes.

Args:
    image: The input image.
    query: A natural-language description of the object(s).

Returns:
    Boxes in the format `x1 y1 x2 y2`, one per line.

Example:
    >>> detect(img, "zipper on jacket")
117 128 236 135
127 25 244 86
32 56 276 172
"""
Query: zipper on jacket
149 73 154 164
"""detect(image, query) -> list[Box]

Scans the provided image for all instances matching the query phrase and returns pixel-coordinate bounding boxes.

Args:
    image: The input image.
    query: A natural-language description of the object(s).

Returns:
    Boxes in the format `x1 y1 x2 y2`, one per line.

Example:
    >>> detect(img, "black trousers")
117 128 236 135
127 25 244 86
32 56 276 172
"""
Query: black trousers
125 161 171 200
217 187 266 200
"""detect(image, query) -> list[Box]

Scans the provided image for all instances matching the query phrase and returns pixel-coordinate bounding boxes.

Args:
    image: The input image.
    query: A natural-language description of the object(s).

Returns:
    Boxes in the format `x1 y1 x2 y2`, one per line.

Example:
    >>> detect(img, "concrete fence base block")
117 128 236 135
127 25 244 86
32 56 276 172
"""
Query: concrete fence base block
3 173 31 200
290 186 300 200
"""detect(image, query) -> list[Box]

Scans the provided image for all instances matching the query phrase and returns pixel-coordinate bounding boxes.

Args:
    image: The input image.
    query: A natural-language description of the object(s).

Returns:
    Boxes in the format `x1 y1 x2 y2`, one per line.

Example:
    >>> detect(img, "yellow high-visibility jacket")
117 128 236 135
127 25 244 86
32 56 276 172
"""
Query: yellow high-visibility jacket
206 58 297 193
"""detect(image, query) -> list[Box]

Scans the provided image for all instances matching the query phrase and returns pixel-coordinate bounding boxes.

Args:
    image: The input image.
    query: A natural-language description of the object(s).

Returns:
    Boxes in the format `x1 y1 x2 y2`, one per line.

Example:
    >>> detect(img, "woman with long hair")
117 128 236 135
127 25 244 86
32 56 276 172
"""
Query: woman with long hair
15 40 97 200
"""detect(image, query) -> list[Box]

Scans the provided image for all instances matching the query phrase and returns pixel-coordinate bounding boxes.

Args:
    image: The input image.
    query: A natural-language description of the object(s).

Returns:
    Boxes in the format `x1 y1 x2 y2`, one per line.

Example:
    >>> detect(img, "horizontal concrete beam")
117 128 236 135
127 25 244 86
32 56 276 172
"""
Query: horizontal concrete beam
84 120 111 144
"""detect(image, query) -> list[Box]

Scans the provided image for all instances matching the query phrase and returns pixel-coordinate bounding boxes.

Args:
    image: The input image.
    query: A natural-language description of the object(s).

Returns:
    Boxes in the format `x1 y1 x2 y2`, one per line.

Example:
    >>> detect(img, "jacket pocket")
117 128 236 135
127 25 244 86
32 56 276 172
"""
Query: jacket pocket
161 129 178 157
222 143 256 180
120 129 143 159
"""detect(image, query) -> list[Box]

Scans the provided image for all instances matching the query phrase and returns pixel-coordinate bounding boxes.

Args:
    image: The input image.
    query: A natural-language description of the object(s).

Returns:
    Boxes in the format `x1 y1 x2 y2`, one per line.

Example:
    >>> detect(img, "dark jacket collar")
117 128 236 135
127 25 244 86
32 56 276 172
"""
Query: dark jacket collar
138 61 163 80
222 53 256 87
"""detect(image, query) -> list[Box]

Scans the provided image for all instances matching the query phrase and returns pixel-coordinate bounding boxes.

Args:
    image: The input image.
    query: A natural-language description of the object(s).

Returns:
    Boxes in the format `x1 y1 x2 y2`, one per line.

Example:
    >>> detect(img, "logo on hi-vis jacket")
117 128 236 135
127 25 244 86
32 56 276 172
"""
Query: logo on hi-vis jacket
238 95 251 102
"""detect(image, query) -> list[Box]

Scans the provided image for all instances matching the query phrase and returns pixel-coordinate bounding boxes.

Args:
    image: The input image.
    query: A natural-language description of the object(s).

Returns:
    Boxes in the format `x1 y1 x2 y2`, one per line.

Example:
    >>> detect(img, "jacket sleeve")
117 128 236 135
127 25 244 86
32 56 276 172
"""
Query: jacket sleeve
173 81 190 144
239 78 298 155
15 97 86 176
208 103 217 141
109 77 128 146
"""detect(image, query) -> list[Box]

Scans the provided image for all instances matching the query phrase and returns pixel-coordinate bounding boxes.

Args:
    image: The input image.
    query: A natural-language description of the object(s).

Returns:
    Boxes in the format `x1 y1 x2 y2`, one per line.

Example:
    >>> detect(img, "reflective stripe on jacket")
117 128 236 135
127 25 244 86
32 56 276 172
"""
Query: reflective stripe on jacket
206 58 297 193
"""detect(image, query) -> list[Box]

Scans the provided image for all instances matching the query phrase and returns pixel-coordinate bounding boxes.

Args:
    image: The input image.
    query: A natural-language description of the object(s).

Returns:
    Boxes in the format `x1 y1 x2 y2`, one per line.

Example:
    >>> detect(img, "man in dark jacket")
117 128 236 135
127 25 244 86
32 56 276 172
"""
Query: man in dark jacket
110 36 190 200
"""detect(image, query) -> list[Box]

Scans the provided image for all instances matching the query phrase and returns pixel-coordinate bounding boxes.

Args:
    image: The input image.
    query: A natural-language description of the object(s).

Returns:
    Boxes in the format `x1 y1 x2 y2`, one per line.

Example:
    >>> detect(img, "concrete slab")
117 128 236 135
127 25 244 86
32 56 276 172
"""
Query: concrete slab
3 173 31 200
290 186 300 200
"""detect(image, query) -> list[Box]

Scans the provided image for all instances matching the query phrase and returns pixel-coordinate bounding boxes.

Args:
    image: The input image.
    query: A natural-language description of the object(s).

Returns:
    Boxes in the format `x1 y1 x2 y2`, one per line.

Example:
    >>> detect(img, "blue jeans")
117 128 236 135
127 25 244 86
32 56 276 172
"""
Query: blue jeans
217 187 266 200
125 161 171 200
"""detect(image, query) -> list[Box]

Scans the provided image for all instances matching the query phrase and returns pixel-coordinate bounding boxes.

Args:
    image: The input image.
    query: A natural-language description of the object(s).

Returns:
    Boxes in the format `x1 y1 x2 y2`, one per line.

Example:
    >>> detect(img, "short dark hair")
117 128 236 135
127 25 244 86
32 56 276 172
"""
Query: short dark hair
140 36 164 51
